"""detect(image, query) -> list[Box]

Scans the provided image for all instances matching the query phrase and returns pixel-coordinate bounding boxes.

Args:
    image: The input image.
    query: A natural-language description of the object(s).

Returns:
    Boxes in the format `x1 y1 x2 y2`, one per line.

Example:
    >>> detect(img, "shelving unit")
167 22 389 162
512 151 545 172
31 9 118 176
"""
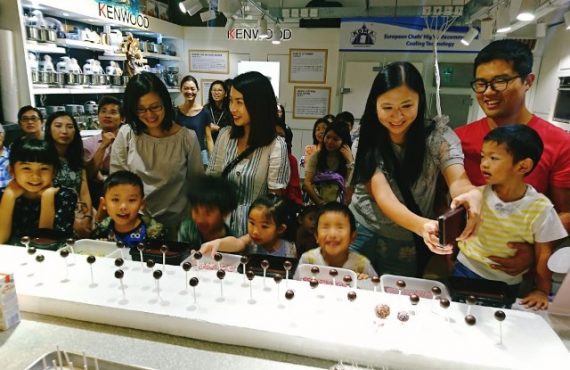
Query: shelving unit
55 39 114 52
33 86 180 95
25 42 66 54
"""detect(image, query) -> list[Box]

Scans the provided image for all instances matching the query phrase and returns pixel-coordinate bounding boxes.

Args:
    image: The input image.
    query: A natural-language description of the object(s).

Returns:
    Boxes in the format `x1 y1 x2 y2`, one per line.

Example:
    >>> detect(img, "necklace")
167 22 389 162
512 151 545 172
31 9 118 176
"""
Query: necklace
210 106 224 126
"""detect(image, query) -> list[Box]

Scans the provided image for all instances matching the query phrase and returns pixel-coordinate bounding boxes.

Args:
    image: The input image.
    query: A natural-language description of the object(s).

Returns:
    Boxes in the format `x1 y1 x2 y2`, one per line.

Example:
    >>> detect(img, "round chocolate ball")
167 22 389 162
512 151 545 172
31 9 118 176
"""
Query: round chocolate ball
214 252 223 262
35 254 45 263
273 273 283 284
146 259 156 269
240 255 249 265
114 258 124 267
285 289 295 300
343 275 353 284
182 262 192 272
216 269 226 280
116 240 124 249
440 298 451 309
347 291 357 302
309 277 319 289
137 243 145 252
371 275 380 284
27 246 37 255
59 249 70 258
466 295 477 305
189 277 199 287
329 269 338 277
86 255 96 264
20 236 31 245
66 238 75 247
465 314 477 326
375 304 391 319
397 311 410 322
396 280 406 289
246 270 255 281
283 260 292 271
494 310 506 322
114 269 124 279
410 294 420 306
160 245 168 254
261 259 270 269
310 266 320 275
153 270 163 280
193 251 202 260
431 286 442 296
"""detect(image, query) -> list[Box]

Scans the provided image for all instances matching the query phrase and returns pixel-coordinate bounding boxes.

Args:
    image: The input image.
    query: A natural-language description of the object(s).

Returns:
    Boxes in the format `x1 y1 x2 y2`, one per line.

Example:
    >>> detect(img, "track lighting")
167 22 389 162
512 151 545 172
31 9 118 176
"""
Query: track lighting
461 26 479 46
258 17 268 39
272 23 282 45
516 0 536 22
179 0 203 16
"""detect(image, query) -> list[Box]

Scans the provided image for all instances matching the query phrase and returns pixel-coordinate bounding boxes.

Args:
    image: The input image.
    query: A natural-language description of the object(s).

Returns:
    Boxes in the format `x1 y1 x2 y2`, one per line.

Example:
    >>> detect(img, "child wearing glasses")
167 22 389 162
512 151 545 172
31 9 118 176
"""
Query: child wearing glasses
111 72 204 239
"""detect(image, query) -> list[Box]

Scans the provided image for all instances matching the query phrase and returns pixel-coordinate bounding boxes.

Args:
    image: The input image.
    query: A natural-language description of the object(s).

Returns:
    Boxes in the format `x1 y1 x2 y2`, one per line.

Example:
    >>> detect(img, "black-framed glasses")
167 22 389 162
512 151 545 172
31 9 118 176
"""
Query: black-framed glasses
136 104 164 115
470 75 521 93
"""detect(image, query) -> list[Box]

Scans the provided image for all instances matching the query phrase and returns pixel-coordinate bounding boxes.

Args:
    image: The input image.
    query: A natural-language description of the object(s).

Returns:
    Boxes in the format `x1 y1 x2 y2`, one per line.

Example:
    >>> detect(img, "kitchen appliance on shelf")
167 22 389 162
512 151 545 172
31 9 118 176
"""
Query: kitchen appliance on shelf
553 77 570 126
46 105 65 115
165 66 179 87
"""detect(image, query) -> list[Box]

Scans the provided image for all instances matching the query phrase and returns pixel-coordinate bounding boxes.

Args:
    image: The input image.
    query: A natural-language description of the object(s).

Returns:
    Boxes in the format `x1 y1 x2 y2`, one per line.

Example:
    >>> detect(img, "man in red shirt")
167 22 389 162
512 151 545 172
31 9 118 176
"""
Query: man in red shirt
456 39 570 275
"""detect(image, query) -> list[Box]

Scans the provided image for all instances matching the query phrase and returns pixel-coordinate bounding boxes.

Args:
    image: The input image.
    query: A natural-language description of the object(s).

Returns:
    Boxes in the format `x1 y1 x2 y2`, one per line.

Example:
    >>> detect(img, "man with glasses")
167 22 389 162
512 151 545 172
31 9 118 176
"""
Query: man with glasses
17 105 43 139
455 39 570 276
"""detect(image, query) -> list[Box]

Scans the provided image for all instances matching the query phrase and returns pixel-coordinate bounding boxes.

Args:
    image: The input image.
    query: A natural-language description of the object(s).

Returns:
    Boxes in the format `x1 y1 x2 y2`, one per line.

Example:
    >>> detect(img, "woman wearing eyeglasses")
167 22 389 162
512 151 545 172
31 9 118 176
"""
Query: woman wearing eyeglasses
349 62 482 278
111 72 204 238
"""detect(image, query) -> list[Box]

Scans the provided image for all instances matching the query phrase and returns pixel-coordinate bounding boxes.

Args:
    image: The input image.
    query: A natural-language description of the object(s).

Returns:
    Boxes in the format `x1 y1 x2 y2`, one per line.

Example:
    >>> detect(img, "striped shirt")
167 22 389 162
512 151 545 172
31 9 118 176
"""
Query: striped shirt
458 185 567 285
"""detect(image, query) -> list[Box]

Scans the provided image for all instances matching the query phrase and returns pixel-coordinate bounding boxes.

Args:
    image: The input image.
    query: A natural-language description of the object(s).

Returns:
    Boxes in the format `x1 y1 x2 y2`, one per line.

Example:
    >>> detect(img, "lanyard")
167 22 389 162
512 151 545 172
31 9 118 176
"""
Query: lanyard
210 106 224 126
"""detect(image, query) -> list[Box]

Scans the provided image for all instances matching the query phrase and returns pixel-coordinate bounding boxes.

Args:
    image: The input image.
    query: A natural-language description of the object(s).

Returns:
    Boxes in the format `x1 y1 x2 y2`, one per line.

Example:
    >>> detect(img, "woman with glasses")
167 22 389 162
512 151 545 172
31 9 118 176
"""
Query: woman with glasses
349 62 482 278
207 71 290 236
175 75 214 168
111 72 204 238
17 106 44 140
203 80 232 143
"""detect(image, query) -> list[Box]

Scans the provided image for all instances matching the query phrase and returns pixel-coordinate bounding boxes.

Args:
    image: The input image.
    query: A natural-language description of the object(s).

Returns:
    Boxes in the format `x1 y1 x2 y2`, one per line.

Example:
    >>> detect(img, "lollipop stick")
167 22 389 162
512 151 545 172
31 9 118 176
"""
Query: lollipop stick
499 322 503 345
249 281 253 300
185 271 188 290
139 251 144 267
220 280 224 298
263 270 267 288
89 266 94 285
285 270 289 287
120 280 125 297
192 286 197 304
162 253 166 271
243 265 247 283
57 346 63 369
333 278 336 287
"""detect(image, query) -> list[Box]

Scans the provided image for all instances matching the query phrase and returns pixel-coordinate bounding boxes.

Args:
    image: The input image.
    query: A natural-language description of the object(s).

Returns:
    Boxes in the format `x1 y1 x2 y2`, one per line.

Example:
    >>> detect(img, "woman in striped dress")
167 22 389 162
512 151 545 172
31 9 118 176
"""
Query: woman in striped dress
207 71 290 236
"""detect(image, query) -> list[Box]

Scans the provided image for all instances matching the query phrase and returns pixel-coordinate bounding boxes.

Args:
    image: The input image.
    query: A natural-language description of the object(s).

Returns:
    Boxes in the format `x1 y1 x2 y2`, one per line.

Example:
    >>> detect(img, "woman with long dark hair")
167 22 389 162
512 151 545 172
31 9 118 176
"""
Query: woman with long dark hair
207 71 290 236
349 62 481 277
204 80 232 142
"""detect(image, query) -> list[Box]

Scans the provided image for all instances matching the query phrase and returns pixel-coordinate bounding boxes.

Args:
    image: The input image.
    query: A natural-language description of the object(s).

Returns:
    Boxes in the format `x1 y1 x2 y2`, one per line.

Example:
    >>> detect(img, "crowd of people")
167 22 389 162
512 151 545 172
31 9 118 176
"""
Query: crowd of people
0 39 568 310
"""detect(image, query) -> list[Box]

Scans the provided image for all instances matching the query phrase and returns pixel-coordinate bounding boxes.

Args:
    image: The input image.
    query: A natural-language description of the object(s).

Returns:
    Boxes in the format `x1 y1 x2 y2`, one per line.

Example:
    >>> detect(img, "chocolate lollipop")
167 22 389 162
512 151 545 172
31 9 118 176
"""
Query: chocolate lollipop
495 310 506 345
465 314 477 326
240 255 249 284
87 255 96 285
431 286 442 310
440 298 451 322
136 243 145 268
273 273 283 302
35 254 45 263
309 277 319 289
410 294 420 306
397 311 410 322
283 260 293 285
26 246 37 264
396 280 406 295
371 275 380 292
375 304 391 321
193 251 203 278
343 274 353 288
214 252 223 270
153 269 163 297
246 270 255 303
160 245 168 271
285 289 295 300
114 257 124 267
347 291 357 302
146 258 156 271
216 269 226 299
182 262 192 290
65 238 76 255
329 269 338 286
20 236 31 250
466 295 477 315
189 277 199 304
60 248 70 280
115 269 125 297
260 259 269 288
310 265 320 276
116 240 125 259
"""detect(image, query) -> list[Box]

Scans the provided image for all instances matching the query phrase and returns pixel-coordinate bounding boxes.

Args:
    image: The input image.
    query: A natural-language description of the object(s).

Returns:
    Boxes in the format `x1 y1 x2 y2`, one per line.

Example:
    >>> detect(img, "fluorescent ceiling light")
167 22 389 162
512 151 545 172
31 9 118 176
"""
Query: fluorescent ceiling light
179 0 203 16
496 3 512 33
516 0 536 22
461 27 479 46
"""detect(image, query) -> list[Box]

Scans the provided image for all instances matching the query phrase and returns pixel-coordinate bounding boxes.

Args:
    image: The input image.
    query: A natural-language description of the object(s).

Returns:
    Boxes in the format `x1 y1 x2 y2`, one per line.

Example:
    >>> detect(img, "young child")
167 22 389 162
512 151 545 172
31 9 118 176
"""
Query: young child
299 202 376 279
454 125 567 310
295 205 320 256
178 175 237 246
92 170 165 248
200 194 297 258
0 138 76 244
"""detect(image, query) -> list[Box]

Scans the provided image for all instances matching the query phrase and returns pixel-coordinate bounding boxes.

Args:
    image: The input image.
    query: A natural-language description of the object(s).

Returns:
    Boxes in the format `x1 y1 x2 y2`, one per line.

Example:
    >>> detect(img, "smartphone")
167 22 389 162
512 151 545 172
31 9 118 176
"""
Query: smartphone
438 205 467 246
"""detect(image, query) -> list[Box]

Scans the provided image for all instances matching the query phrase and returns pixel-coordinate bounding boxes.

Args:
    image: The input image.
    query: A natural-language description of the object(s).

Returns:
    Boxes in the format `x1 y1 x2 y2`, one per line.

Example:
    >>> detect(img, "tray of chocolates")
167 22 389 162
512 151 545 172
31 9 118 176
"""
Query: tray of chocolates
25 349 155 370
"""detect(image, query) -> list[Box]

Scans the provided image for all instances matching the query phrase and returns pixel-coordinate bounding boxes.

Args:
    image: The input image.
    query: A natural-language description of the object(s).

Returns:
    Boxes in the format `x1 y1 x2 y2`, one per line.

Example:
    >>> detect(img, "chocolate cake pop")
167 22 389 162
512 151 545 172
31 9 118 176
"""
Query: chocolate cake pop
329 269 338 286
35 254 45 263
309 277 319 289
217 269 226 299
375 304 391 319
410 294 420 306
116 240 125 259
371 275 380 292
87 255 96 285
310 265 320 276
20 236 31 250
189 277 199 304
347 291 357 302
153 269 163 297
114 257 124 267
160 245 168 270
465 314 477 326
431 286 441 298
59 249 70 258
146 259 155 270
27 246 37 255
182 262 192 289
396 280 406 295
65 238 75 254
246 270 255 302
136 243 145 267
214 252 223 270
261 259 269 288
115 269 125 296
273 273 283 302
285 289 295 300
440 298 451 322
495 310 506 345
283 260 293 283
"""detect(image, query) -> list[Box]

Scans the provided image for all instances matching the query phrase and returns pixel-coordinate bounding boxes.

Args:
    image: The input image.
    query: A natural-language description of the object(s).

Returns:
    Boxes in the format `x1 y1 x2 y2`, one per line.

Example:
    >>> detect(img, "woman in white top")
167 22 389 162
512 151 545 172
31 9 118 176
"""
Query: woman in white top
208 71 290 236
111 72 204 238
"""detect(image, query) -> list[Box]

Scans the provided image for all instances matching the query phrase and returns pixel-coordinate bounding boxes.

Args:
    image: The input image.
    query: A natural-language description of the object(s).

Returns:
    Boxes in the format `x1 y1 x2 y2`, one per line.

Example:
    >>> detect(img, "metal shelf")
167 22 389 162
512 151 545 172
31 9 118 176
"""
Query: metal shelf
55 39 114 52
25 42 66 54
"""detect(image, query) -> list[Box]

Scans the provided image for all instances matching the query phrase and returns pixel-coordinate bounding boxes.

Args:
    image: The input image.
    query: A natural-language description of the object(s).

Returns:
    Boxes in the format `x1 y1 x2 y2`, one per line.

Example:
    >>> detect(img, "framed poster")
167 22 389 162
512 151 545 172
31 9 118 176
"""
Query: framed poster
293 86 331 119
289 48 328 84
200 79 215 105
189 50 229 74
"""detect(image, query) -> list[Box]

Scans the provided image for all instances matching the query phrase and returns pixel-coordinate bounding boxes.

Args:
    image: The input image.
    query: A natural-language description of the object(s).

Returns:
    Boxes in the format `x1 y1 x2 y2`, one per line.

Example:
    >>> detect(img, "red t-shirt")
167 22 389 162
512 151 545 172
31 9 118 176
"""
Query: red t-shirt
284 153 303 205
455 115 570 194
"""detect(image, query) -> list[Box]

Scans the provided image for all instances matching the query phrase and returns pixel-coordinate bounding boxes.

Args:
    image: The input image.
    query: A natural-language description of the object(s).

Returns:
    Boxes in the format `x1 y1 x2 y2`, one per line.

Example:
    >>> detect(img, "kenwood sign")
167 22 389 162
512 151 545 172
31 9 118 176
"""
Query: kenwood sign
227 28 292 41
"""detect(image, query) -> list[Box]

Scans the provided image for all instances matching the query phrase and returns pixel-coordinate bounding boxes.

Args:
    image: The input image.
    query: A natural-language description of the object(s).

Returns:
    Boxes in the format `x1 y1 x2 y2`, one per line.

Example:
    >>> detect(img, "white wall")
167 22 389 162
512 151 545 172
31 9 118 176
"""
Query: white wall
181 27 340 164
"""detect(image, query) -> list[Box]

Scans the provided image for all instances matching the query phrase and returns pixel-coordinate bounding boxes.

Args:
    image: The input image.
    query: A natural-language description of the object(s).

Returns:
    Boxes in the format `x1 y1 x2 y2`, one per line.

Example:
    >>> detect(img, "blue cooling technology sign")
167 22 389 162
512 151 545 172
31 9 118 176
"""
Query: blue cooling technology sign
340 17 485 53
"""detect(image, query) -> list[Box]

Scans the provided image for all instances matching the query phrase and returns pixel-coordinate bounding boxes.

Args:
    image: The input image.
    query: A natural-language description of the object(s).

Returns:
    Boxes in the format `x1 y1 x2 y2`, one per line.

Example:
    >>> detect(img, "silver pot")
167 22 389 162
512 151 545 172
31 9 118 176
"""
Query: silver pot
65 72 81 85
84 101 98 115
37 70 52 84
31 70 39 84
46 105 65 115
96 74 108 86
109 75 123 86
45 29 57 42
26 26 40 41
52 72 65 87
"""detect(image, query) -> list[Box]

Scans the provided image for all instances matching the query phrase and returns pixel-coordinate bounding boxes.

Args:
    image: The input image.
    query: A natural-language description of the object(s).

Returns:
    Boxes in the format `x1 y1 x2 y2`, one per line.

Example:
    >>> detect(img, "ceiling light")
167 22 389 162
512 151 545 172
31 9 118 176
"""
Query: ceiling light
480 17 494 40
516 0 536 22
461 27 479 46
258 17 268 39
200 9 217 22
496 3 512 33
179 0 203 16
272 23 281 45
565 11 570 30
